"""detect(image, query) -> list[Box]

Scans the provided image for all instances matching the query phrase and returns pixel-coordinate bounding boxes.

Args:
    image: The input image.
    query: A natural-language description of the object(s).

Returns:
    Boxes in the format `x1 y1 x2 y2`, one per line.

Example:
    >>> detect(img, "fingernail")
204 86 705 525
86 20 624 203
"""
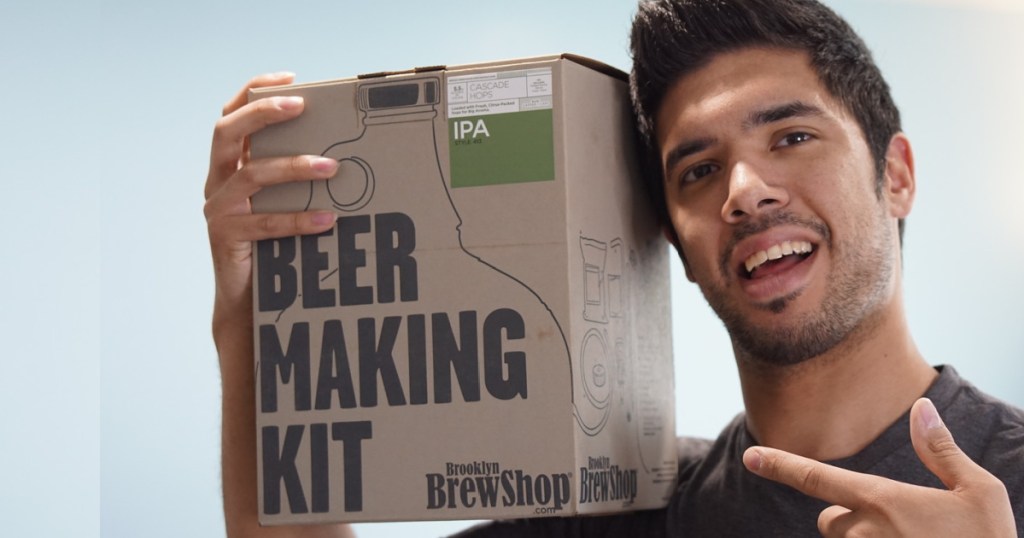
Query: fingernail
271 71 295 78
311 212 336 226
311 157 338 174
919 398 943 430
277 96 303 110
744 448 762 472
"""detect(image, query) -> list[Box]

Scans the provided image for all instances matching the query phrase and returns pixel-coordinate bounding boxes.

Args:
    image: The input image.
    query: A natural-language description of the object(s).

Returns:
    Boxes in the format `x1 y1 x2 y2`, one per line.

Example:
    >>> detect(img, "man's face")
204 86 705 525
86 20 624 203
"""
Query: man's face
655 47 906 366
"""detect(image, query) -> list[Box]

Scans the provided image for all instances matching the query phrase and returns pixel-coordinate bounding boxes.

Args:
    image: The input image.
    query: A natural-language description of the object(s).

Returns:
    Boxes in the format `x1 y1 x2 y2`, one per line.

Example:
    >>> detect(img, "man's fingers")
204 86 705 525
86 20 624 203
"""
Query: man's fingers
817 504 855 538
209 72 297 191
909 397 988 491
221 72 295 117
208 211 337 245
208 95 306 190
204 155 339 218
909 400 1017 537
743 446 884 510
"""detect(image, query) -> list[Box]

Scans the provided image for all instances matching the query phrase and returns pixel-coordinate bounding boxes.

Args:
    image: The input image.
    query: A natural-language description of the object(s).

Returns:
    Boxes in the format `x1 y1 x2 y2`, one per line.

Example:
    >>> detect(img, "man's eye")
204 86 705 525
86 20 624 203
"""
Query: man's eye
776 132 814 148
680 163 719 184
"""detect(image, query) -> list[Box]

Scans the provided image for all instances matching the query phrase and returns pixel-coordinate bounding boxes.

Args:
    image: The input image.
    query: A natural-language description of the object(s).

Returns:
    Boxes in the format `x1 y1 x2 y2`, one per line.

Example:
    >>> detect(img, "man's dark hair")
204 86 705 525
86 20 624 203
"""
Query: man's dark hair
629 0 904 240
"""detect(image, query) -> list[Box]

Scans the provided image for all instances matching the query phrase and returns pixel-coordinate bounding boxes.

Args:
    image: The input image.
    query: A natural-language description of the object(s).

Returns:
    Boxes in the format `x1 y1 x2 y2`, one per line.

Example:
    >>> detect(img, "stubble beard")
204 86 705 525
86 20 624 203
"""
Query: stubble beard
696 209 895 369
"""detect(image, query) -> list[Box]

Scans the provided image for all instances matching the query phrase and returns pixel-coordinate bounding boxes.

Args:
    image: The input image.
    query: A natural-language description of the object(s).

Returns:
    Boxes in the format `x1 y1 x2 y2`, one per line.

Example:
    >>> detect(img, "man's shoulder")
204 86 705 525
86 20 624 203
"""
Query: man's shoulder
936 365 1024 456
676 436 714 472
671 413 749 499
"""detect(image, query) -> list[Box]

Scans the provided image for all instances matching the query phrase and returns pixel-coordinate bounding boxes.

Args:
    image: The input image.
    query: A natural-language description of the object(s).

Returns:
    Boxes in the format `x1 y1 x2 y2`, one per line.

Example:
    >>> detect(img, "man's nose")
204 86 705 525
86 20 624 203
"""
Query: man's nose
720 161 790 223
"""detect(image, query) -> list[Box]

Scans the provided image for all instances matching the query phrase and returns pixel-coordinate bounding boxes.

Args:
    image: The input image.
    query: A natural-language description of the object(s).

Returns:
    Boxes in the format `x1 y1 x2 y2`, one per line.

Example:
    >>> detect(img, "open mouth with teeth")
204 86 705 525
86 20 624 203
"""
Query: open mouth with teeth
742 240 814 279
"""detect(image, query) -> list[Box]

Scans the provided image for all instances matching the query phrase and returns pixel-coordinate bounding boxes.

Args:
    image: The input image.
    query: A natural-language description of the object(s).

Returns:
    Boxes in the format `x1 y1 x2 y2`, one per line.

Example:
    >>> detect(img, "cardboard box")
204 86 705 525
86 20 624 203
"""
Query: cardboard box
248 54 675 524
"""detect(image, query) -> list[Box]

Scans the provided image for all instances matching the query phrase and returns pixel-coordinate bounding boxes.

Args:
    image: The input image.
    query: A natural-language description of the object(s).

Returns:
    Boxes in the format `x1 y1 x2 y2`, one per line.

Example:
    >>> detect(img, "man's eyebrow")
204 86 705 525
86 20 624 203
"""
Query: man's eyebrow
663 137 716 181
743 101 824 130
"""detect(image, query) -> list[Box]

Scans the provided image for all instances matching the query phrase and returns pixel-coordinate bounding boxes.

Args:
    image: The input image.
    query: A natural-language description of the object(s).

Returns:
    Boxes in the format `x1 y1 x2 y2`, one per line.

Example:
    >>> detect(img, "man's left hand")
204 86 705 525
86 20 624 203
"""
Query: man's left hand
743 398 1017 537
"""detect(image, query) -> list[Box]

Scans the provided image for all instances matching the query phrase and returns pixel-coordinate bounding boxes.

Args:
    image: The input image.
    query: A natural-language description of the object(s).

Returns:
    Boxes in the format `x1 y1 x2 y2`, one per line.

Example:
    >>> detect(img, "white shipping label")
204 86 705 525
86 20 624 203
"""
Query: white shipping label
448 68 552 118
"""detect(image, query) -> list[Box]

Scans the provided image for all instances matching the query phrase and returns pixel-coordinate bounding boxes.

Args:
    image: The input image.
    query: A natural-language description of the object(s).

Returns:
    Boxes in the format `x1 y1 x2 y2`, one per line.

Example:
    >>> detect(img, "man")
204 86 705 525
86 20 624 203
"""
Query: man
204 0 1023 536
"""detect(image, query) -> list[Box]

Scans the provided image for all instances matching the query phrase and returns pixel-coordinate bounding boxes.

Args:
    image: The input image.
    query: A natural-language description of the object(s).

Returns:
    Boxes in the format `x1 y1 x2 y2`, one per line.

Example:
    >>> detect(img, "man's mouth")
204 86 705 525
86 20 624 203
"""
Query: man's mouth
742 240 814 279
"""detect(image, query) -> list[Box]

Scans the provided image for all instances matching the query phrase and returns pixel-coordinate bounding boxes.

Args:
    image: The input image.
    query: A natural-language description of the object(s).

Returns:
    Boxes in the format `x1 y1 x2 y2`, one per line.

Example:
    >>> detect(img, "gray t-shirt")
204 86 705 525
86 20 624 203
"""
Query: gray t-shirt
456 366 1024 537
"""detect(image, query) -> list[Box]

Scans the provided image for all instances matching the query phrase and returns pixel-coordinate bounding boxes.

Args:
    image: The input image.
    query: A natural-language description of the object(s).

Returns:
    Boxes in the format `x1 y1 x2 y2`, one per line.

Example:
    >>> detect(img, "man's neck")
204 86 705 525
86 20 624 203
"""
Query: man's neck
736 299 936 461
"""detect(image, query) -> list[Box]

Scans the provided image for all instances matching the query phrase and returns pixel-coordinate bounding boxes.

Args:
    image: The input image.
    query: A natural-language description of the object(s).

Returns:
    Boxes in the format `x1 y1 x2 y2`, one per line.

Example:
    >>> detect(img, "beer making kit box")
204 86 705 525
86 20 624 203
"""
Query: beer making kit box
248 54 675 524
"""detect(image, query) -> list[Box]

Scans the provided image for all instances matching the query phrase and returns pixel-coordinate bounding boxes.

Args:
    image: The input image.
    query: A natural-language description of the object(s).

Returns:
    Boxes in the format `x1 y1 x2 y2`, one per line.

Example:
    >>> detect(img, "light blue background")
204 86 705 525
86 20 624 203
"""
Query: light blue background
0 0 1020 536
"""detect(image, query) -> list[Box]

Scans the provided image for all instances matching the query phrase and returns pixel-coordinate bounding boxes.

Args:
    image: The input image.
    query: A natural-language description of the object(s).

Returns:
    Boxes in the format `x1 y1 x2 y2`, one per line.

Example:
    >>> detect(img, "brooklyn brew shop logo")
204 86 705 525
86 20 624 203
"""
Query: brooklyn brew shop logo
425 456 638 515
579 456 638 505
256 213 529 515
427 461 571 515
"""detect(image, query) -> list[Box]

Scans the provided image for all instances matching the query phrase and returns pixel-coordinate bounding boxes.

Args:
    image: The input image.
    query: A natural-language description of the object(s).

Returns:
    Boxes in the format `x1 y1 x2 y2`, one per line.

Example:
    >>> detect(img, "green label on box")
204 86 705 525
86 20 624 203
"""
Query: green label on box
448 109 554 188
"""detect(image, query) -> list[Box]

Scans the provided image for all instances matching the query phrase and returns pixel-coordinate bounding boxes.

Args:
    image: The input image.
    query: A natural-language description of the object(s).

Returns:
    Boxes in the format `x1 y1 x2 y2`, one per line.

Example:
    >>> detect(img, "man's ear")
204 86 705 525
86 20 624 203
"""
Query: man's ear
884 133 916 219
662 225 695 282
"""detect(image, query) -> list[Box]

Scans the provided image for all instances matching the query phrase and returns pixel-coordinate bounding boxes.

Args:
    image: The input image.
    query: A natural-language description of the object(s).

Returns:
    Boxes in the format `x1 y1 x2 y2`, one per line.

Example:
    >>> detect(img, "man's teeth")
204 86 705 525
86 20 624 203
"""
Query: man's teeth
744 241 813 274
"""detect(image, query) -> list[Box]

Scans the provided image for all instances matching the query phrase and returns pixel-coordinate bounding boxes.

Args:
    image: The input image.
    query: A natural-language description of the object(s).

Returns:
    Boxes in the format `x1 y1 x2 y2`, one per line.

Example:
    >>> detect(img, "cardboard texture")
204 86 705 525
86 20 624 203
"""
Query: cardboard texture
248 54 675 525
